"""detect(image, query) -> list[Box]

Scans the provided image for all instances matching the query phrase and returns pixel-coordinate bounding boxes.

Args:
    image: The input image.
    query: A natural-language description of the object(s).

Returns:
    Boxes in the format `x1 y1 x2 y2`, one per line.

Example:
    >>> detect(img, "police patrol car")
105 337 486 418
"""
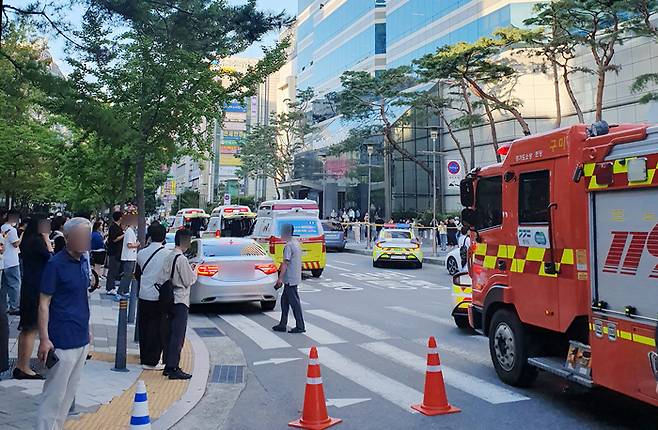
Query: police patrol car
372 224 424 268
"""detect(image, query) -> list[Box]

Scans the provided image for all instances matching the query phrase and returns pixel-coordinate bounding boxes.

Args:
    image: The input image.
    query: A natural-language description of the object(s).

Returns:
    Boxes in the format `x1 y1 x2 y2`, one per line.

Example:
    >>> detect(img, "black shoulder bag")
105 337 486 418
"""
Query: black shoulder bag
156 254 181 311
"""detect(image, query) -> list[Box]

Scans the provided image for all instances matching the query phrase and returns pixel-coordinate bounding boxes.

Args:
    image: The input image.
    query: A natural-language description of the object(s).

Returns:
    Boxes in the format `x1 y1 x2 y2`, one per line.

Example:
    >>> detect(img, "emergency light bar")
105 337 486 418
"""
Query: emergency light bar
383 223 410 229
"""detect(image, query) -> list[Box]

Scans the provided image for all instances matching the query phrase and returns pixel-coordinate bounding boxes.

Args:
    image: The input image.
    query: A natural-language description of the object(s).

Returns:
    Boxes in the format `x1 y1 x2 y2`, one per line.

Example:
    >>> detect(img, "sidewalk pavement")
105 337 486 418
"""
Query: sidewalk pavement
0 289 207 430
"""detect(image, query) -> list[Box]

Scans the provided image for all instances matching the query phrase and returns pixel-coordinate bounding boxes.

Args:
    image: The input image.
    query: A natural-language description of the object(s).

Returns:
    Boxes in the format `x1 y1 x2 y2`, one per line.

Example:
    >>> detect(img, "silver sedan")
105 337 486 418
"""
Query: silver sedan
186 238 278 310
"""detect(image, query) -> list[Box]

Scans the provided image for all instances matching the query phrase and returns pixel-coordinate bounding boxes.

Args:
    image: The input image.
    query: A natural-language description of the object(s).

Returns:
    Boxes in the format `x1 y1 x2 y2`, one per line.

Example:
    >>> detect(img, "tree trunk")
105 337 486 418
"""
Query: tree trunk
482 99 501 163
562 64 584 123
465 77 531 136
595 67 606 122
438 111 469 170
552 59 562 128
119 158 130 211
135 153 146 245
461 83 476 171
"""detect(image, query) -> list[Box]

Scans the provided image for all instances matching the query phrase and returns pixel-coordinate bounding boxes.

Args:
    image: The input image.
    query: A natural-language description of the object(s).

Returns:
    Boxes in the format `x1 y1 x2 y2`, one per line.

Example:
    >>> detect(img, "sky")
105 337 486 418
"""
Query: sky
31 0 297 74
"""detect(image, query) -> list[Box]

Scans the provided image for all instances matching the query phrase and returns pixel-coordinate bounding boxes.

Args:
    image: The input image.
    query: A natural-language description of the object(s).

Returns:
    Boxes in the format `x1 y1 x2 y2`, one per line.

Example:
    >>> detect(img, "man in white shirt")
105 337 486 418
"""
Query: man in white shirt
136 223 168 370
1 212 22 314
117 214 140 298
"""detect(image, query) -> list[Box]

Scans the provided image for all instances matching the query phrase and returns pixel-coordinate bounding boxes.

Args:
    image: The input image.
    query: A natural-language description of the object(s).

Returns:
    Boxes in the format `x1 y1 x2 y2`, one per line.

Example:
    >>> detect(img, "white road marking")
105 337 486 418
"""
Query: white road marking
386 306 455 327
412 338 493 367
265 312 347 345
253 358 302 366
325 398 371 408
307 310 391 340
218 314 291 350
360 342 529 404
303 347 421 413
326 264 350 271
333 260 357 266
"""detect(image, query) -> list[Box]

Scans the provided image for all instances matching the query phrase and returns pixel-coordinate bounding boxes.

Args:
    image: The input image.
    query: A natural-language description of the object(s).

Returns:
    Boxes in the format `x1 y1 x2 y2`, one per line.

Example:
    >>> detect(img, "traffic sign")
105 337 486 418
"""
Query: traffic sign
447 160 461 175
223 193 231 205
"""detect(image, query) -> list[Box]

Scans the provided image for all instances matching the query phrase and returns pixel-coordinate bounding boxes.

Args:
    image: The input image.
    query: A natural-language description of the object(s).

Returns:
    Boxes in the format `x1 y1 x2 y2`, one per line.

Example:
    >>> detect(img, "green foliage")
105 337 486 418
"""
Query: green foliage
237 90 313 197
628 0 658 103
170 190 201 215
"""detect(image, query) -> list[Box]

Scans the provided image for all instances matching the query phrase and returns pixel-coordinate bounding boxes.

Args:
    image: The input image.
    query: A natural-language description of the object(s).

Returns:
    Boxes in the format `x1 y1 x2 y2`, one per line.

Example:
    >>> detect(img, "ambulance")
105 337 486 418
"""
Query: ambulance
170 208 209 231
460 121 658 406
206 205 256 238
252 199 326 278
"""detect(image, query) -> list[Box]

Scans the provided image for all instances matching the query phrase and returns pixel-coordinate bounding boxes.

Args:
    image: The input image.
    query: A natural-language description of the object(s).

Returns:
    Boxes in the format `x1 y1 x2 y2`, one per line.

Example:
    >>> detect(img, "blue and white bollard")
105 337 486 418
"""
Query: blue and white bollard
130 380 151 429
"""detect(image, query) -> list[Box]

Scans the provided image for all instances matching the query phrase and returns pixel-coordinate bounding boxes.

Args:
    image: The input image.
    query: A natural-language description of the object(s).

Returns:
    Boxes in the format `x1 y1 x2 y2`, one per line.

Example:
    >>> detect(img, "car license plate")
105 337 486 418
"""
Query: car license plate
391 255 406 260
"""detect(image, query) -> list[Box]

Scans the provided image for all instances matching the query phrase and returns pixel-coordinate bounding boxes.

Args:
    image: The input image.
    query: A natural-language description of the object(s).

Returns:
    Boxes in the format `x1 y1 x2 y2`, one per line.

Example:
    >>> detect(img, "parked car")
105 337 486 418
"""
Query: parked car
321 220 346 251
185 237 278 310
445 246 466 275
372 224 423 268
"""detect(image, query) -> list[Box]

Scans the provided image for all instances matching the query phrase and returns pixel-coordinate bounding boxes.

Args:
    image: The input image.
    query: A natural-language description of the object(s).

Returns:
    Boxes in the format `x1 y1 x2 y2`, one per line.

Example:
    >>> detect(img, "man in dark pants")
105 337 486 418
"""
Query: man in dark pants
159 229 197 380
272 224 305 334
0 241 8 373
135 223 168 370
105 211 124 295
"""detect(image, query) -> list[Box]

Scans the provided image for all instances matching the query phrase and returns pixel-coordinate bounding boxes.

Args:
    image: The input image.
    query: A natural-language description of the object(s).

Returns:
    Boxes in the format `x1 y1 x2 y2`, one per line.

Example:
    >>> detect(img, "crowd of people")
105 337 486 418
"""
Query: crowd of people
0 208 199 429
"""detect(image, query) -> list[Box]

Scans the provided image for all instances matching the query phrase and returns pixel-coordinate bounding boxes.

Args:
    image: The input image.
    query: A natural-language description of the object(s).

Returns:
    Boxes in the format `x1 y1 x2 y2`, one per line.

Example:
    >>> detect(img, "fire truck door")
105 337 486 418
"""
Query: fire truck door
511 167 561 331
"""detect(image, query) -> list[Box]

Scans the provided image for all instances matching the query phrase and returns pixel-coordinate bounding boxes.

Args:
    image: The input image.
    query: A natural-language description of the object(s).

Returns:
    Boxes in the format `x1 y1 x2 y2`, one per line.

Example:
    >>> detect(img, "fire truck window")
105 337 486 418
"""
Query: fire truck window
475 176 502 229
519 170 550 224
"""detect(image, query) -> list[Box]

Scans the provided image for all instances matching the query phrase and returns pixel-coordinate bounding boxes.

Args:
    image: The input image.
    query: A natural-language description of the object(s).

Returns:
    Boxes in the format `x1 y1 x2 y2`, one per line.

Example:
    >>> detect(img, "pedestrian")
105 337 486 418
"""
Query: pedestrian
159 228 197 380
105 211 124 295
272 223 305 334
355 208 360 220
438 220 448 251
49 216 67 254
0 239 7 374
36 218 92 430
447 218 458 248
136 223 168 370
348 208 355 221
90 221 106 280
2 211 22 315
14 216 53 380
330 209 337 220
118 212 140 298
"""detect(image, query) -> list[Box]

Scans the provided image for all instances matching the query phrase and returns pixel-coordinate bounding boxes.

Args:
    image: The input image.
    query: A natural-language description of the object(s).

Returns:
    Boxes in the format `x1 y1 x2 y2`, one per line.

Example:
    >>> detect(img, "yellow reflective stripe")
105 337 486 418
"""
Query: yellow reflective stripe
588 176 608 190
629 163 657 186
457 302 470 309
452 285 472 294
613 158 630 174
618 330 632 341
538 262 560 277
526 247 545 262
584 163 595 177
510 258 526 273
475 243 487 256
633 333 656 347
483 255 496 269
560 248 574 265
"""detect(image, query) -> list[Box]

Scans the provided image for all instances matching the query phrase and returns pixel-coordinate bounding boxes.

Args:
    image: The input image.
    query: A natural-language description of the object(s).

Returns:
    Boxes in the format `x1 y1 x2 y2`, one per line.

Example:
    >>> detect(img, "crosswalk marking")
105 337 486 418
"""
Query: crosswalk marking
305 347 421 413
218 314 291 350
360 342 529 404
325 264 350 271
386 305 455 327
333 260 356 266
412 338 493 367
264 312 347 345
307 310 390 340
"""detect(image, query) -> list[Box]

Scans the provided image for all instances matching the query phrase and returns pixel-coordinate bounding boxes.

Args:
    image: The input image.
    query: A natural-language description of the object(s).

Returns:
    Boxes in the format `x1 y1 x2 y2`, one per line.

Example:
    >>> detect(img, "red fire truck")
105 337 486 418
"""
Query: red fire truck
459 122 658 405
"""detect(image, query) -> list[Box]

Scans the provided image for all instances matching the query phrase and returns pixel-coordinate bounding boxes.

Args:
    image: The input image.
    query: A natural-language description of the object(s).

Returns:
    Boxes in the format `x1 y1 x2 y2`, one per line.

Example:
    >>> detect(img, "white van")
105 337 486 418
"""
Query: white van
205 205 256 238
171 208 209 232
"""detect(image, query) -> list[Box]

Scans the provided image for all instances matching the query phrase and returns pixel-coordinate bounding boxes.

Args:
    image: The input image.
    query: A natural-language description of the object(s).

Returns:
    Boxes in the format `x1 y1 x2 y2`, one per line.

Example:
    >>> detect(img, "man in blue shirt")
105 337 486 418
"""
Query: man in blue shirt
36 218 91 430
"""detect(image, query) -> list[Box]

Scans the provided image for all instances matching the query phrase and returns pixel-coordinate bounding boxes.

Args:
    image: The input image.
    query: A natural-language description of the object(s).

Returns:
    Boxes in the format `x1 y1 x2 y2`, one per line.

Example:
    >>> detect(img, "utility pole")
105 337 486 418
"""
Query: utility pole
366 143 374 249
430 128 439 257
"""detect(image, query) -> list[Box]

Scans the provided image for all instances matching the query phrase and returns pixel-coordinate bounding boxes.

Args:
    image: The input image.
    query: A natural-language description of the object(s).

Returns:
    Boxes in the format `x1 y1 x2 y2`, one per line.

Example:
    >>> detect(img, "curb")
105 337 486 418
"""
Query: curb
343 247 446 266
153 327 210 429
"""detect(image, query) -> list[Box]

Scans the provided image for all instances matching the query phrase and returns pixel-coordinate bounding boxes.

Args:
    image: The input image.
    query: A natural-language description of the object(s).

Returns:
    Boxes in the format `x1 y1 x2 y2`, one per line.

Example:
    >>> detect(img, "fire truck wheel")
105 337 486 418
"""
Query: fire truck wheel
489 309 538 387
311 269 324 278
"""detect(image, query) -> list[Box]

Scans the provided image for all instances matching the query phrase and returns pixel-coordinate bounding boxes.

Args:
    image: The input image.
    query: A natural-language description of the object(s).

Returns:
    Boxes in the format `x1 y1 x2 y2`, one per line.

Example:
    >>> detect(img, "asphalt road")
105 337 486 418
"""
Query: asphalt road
196 252 657 430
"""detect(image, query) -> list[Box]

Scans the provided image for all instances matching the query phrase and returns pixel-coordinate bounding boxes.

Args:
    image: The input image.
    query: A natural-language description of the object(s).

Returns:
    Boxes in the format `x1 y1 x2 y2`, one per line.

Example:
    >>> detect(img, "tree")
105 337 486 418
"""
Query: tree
170 189 200 215
558 0 629 121
334 66 433 218
629 0 658 103
238 89 313 198
69 1 289 241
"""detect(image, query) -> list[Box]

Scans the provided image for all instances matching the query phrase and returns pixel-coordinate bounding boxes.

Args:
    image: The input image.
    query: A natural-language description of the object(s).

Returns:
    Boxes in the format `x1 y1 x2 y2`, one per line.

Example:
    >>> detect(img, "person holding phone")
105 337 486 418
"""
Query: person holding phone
36 218 92 430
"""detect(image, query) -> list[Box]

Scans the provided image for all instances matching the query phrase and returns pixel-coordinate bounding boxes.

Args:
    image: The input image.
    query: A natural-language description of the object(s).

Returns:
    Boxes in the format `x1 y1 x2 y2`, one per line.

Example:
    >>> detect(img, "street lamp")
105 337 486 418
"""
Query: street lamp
365 143 374 249
430 127 439 257
318 153 327 219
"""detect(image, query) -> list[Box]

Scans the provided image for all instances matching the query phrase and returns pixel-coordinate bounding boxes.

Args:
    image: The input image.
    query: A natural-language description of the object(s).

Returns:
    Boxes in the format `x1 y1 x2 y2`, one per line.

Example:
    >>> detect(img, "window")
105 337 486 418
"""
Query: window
375 23 387 54
379 230 411 240
475 176 502 229
519 170 550 224
202 242 266 257
275 219 320 237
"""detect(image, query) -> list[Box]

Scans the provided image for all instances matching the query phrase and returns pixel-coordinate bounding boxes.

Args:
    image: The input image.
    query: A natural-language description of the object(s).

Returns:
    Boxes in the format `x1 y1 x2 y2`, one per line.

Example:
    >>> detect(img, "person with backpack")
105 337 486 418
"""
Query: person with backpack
457 225 471 271
135 223 168 370
157 229 197 380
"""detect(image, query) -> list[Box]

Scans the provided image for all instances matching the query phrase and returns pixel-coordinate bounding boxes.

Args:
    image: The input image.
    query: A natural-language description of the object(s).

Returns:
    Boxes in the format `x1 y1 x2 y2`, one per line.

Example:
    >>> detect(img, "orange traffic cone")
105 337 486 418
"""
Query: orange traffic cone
411 336 461 416
289 346 342 430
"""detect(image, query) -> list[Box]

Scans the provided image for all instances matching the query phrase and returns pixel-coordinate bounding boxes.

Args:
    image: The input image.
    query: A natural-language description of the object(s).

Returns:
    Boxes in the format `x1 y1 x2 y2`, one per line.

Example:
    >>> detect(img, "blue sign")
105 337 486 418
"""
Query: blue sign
447 161 461 175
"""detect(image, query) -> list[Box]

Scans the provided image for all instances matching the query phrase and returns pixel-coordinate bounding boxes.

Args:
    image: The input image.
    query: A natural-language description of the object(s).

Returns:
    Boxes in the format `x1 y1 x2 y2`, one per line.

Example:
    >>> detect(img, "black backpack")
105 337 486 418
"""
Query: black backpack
459 237 469 268
156 254 180 311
